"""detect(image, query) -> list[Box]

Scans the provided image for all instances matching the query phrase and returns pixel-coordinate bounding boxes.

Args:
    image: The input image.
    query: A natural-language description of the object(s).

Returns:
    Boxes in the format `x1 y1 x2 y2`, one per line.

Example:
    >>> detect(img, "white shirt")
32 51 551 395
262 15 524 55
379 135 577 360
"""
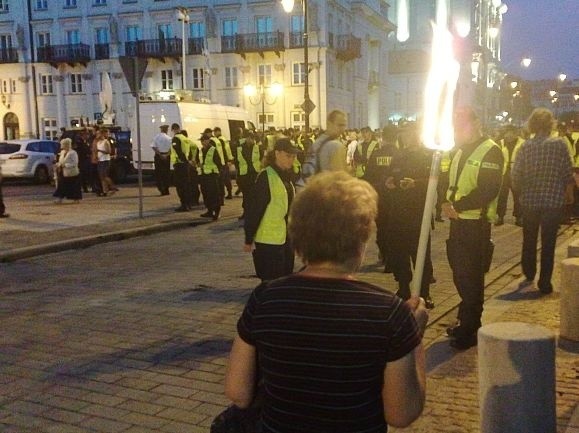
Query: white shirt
346 139 358 165
96 139 111 162
151 132 172 153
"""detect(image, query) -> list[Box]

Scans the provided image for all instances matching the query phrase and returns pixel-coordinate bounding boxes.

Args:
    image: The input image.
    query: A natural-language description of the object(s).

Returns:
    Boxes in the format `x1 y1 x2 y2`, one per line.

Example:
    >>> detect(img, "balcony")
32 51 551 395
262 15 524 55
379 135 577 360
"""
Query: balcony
37 44 91 66
94 43 110 60
336 34 361 62
221 31 285 58
188 37 204 55
0 48 18 64
289 32 304 48
125 38 182 60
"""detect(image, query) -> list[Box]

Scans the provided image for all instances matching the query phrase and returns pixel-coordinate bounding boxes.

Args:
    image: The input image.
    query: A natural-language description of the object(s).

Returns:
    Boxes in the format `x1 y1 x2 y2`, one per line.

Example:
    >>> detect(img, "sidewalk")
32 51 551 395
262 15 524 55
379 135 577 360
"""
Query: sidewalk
1 182 578 432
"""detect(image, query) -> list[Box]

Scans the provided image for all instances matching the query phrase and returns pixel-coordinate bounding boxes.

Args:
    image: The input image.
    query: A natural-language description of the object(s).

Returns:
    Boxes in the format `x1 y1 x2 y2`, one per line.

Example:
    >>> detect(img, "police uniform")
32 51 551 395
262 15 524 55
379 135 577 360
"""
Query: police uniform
496 136 525 225
171 131 193 211
353 138 379 179
235 137 263 219
445 136 503 347
199 137 223 220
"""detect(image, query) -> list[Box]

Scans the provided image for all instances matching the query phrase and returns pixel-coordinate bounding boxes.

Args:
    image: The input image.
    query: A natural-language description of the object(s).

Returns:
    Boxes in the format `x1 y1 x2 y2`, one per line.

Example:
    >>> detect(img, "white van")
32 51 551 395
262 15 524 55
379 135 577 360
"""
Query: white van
131 101 255 171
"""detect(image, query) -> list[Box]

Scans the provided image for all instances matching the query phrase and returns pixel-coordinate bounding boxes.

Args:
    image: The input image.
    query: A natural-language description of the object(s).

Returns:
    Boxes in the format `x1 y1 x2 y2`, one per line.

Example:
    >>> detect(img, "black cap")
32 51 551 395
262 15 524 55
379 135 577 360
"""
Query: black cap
203 128 213 134
274 138 300 154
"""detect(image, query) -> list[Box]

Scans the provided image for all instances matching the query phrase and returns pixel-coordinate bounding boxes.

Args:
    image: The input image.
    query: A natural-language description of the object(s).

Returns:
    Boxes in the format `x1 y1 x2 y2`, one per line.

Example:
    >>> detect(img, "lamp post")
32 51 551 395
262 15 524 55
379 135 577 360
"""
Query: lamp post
244 83 284 136
176 7 190 90
281 0 312 135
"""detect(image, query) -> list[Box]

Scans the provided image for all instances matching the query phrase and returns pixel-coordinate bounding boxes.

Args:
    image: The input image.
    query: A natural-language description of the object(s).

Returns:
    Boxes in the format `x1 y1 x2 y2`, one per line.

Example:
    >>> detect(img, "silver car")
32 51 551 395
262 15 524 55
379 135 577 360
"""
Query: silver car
0 139 59 184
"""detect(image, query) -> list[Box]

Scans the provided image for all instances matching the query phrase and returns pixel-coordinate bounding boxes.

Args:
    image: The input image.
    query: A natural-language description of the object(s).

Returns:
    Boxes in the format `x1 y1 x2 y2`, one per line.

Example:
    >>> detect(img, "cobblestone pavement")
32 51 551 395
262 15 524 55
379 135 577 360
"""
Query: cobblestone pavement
0 183 577 432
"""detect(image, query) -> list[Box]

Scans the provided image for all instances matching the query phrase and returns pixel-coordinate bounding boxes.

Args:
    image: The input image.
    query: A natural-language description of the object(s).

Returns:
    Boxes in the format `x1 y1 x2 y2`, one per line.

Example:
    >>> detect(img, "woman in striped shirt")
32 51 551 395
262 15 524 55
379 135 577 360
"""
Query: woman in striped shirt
225 171 428 433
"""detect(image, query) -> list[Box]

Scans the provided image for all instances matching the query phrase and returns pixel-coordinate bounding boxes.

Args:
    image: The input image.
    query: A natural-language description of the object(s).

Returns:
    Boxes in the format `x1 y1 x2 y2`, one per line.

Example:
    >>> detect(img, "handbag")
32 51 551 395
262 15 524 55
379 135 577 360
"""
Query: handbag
210 404 262 433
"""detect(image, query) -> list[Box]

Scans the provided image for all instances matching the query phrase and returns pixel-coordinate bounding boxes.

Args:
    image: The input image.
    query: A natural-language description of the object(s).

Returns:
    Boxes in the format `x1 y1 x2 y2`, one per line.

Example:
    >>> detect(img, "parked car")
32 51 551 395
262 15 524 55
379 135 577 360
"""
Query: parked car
0 139 59 183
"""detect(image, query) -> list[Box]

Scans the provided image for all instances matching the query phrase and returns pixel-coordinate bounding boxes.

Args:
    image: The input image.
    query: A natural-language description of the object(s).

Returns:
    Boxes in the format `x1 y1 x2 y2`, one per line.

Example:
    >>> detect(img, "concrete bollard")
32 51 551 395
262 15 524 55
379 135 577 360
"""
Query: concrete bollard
560 258 579 341
478 322 556 433
568 238 579 258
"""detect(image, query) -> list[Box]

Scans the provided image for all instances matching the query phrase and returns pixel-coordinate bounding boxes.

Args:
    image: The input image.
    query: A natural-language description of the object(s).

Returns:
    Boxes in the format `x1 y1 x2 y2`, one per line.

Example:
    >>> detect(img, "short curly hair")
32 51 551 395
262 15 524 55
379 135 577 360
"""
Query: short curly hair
527 108 554 136
288 171 377 265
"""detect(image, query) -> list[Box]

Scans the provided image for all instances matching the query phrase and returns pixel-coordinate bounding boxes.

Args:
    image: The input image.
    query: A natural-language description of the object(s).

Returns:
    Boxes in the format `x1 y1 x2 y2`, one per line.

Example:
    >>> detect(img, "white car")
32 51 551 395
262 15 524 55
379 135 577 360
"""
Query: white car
0 139 59 183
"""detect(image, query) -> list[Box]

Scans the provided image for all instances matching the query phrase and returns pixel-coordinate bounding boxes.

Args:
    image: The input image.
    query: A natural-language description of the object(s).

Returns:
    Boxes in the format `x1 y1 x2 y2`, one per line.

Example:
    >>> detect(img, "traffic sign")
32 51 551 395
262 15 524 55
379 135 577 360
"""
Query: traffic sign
118 56 148 96
301 98 316 114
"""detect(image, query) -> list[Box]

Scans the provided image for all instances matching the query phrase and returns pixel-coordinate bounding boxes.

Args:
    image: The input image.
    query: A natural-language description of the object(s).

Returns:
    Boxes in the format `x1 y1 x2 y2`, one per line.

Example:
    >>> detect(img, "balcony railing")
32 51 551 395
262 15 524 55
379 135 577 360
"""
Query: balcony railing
125 38 182 59
37 44 91 65
221 31 284 57
336 34 361 61
289 32 304 48
188 37 205 55
94 43 110 60
0 47 18 64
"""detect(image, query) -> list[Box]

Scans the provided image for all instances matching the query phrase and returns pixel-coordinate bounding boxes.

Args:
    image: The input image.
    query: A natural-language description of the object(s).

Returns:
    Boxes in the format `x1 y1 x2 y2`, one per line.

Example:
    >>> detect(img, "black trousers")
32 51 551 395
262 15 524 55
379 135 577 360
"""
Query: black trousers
90 163 102 194
390 228 433 299
189 166 200 205
447 219 490 336
521 206 562 291
200 173 221 213
173 163 192 208
496 171 520 218
154 154 171 194
0 179 6 215
252 242 294 282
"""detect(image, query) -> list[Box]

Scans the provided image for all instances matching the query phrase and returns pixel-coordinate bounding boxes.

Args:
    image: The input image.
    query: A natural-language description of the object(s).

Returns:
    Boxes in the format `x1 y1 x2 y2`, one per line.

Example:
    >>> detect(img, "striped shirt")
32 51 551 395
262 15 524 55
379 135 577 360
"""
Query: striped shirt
512 135 574 209
237 274 421 433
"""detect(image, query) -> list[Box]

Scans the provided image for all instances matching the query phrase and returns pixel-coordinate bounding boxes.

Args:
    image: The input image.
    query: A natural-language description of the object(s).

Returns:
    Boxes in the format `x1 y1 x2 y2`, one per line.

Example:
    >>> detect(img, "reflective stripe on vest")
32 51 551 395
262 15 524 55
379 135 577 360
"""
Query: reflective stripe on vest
210 137 226 165
170 134 192 165
440 151 451 172
447 138 501 222
355 140 378 177
202 146 219 174
254 166 289 245
237 144 261 176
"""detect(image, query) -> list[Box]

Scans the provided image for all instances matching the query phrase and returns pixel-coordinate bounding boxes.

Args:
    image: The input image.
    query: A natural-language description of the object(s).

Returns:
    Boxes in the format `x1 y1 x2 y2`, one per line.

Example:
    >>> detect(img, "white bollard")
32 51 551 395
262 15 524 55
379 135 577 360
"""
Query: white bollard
478 322 556 433
568 239 579 258
560 258 579 341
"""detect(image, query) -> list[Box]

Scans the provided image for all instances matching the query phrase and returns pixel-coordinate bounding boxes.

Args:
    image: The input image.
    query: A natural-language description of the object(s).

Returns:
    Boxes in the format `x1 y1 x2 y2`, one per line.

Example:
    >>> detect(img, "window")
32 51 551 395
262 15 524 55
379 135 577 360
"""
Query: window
35 0 47 10
192 68 205 90
161 70 173 90
95 28 108 43
0 34 12 49
258 113 274 125
157 23 173 39
292 62 305 85
93 0 106 4
256 16 272 33
11 79 16 93
291 111 306 129
290 15 303 33
37 32 50 47
64 0 76 7
257 64 272 86
70 73 83 93
126 26 141 42
0 0 8 12
65 29 80 44
190 21 205 38
225 67 238 88
222 19 237 36
43 118 58 140
2 80 7 93
39 74 53 95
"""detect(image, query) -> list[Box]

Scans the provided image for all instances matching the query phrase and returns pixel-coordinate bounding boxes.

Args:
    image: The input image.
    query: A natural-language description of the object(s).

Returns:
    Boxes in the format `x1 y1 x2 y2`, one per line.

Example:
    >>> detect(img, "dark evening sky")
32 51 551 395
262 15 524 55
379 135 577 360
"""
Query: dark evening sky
500 0 578 81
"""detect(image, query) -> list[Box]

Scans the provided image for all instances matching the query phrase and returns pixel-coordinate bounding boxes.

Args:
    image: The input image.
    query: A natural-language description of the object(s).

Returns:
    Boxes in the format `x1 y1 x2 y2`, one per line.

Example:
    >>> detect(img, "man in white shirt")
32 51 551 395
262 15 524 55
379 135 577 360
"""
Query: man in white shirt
152 124 172 195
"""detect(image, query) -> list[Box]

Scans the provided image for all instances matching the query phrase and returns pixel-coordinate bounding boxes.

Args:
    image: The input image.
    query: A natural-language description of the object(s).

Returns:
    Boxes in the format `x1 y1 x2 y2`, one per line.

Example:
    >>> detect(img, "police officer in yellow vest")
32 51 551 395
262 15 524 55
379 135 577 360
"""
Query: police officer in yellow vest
213 126 234 200
170 123 193 212
244 137 298 282
442 107 504 350
496 125 525 226
199 132 223 220
235 131 263 220
353 127 379 179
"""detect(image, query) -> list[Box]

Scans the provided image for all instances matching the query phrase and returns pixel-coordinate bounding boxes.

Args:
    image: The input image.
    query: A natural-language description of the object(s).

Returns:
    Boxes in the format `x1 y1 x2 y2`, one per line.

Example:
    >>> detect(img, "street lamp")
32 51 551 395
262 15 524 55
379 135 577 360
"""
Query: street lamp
244 83 283 135
281 0 312 135
176 7 190 90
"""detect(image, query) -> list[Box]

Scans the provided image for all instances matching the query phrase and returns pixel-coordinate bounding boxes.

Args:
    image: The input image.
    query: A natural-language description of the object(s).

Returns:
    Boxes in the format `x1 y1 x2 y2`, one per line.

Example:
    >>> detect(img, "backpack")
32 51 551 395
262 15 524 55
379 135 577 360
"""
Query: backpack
296 135 333 189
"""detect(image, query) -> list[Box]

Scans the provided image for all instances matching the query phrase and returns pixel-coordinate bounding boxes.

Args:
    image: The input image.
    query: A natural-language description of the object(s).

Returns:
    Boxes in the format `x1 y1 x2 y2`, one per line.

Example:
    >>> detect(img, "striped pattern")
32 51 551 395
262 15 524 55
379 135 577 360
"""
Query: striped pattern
237 275 421 433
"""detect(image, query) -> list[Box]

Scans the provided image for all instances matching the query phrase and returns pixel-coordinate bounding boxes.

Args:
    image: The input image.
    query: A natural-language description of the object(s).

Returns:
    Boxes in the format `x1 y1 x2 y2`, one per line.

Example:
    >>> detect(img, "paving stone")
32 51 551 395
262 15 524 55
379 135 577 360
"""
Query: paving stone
80 416 132 433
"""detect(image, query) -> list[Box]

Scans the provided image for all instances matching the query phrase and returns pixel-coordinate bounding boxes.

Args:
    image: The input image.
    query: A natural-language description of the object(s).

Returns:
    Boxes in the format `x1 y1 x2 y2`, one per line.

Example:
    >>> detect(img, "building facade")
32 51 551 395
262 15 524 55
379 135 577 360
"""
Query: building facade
0 0 515 141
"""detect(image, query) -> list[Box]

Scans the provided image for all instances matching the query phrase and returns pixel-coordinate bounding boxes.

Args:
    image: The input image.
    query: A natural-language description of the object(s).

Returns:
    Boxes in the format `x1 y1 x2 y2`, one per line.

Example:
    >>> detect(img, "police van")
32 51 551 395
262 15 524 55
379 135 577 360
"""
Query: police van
131 100 254 172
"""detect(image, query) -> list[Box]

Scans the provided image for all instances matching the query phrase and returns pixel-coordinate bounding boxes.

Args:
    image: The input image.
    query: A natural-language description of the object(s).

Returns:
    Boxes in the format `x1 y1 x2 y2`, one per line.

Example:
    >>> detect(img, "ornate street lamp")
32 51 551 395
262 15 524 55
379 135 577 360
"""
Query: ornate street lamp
244 83 284 136
281 0 313 134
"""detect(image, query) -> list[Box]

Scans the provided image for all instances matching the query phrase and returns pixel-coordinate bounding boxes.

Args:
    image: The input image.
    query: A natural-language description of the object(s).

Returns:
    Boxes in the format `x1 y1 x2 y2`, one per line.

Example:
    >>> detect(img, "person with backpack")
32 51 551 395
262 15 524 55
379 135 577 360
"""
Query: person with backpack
298 110 348 188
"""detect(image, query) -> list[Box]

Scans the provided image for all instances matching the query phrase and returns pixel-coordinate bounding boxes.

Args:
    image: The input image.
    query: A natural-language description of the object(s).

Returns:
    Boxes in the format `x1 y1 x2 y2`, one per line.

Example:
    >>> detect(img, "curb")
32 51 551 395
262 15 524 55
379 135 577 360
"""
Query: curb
0 218 212 263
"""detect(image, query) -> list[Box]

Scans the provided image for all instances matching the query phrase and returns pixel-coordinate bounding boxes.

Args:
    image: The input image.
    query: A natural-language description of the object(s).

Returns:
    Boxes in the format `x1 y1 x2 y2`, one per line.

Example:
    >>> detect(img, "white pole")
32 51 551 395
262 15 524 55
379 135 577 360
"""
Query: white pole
410 150 442 298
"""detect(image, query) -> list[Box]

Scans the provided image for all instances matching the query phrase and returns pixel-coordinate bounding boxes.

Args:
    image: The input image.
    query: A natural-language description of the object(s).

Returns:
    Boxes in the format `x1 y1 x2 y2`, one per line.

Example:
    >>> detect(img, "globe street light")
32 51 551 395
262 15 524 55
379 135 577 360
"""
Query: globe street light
281 0 312 134
244 83 284 135
176 7 190 90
